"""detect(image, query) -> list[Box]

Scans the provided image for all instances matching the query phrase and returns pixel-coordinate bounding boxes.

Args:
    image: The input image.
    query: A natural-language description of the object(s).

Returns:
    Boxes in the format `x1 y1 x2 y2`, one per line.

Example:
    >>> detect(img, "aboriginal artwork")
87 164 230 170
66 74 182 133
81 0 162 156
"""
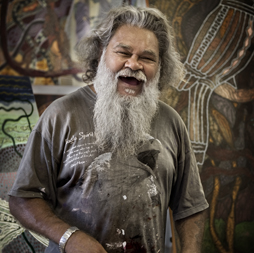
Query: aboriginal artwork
153 0 254 252
0 0 123 86
0 0 253 252
0 75 48 251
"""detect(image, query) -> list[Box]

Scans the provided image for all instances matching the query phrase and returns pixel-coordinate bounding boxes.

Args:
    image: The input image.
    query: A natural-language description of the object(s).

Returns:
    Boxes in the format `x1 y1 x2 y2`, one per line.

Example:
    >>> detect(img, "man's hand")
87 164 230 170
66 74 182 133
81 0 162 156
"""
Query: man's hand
174 210 207 253
9 196 107 252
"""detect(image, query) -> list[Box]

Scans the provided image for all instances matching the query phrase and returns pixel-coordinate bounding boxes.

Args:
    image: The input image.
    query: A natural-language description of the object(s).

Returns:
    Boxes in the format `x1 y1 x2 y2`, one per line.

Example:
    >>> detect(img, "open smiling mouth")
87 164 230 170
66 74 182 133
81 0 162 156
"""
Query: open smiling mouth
119 76 143 86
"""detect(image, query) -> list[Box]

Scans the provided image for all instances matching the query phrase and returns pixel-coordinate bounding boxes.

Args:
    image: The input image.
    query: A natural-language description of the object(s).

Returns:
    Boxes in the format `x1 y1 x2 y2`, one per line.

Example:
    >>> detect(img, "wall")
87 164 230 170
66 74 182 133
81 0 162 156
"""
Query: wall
154 0 254 252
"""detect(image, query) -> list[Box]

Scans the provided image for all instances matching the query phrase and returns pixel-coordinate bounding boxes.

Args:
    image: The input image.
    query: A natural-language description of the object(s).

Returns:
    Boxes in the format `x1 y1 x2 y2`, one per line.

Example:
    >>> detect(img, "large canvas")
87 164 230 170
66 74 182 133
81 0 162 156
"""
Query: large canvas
0 0 124 86
0 75 49 251
153 0 254 252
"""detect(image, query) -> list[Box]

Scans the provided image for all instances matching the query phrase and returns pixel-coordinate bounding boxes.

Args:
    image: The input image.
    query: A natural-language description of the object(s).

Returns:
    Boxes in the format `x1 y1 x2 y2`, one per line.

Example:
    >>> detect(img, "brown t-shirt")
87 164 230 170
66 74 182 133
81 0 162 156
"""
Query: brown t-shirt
9 86 208 253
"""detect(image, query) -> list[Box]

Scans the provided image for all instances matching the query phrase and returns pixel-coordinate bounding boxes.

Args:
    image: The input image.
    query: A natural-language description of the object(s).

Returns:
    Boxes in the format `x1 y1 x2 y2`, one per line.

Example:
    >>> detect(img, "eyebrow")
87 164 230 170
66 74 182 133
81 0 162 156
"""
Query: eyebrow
113 43 158 60
113 43 132 51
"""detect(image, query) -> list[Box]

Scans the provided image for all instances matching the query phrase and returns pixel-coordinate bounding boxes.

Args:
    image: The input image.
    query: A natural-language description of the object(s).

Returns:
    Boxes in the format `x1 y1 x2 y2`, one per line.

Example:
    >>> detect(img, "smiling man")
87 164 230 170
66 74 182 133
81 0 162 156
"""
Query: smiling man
9 6 208 253
104 25 159 96
92 24 161 160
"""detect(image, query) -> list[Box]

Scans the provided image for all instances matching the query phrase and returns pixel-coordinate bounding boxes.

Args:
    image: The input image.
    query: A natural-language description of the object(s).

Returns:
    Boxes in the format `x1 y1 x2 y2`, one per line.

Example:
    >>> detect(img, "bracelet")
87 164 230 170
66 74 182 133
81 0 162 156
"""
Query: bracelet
59 226 79 253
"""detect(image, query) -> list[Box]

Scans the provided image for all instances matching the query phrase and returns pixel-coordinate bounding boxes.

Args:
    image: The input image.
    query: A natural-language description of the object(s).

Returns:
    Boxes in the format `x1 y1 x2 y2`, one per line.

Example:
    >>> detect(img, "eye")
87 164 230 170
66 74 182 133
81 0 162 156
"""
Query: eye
141 57 156 62
117 51 130 56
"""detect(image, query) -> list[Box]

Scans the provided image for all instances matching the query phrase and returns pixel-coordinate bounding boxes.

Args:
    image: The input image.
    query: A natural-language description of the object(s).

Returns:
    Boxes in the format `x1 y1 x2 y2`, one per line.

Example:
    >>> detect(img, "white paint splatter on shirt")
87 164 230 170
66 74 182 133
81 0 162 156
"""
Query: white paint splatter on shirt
123 241 127 251
106 242 123 249
147 175 158 198
116 228 125 235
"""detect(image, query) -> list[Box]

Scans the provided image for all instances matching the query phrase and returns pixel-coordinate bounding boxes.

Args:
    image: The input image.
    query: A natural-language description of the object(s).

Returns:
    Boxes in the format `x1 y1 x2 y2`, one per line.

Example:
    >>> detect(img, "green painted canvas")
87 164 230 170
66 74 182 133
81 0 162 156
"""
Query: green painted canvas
0 75 48 252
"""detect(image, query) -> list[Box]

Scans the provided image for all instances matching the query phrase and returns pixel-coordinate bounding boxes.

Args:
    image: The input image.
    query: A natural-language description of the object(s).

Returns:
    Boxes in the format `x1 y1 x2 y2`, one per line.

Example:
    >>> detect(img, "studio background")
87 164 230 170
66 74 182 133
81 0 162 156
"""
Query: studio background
0 0 253 252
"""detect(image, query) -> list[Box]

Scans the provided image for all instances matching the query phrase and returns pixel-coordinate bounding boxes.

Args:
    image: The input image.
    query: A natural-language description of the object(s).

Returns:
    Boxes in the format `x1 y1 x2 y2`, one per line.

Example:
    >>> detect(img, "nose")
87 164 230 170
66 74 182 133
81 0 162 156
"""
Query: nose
124 55 143 71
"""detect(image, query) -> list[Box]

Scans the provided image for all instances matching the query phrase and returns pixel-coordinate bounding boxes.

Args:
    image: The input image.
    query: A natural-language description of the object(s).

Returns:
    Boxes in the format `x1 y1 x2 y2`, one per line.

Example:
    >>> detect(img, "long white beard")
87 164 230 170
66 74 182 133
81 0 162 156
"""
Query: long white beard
93 51 160 158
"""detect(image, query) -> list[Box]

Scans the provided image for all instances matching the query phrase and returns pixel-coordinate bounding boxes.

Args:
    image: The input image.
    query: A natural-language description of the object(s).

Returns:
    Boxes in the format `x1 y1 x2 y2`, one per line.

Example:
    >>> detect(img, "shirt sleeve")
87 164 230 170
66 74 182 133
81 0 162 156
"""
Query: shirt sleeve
169 122 209 221
9 128 58 208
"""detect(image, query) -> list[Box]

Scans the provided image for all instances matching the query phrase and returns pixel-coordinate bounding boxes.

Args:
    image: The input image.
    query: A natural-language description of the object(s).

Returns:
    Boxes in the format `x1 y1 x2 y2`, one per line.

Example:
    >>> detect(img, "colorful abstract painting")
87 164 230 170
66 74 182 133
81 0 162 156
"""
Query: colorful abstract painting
153 0 254 252
0 75 39 198
0 75 48 252
0 0 125 86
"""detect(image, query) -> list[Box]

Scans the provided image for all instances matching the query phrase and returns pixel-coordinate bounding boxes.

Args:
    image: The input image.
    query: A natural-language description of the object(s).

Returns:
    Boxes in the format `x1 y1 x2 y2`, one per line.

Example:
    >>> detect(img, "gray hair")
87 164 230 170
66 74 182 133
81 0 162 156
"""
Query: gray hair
76 5 184 91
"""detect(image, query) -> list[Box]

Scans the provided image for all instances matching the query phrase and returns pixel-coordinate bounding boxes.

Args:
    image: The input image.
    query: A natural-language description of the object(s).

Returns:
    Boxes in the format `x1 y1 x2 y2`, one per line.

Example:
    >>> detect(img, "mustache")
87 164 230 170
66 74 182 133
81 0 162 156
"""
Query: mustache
116 68 147 83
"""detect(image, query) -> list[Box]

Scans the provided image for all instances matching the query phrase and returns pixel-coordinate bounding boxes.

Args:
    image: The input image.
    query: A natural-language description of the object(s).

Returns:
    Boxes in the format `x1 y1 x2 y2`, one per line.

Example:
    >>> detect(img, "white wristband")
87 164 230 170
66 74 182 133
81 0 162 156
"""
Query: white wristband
59 226 79 253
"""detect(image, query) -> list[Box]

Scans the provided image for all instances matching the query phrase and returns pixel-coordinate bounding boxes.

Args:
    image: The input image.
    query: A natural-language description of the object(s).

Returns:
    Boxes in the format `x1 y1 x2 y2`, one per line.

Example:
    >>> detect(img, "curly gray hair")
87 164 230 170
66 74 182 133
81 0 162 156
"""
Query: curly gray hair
75 5 184 91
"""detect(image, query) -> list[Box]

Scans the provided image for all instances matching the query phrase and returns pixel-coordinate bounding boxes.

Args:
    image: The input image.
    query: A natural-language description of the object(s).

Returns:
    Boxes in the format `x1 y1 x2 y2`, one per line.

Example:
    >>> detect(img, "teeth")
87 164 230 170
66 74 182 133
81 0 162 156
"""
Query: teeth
125 89 135 94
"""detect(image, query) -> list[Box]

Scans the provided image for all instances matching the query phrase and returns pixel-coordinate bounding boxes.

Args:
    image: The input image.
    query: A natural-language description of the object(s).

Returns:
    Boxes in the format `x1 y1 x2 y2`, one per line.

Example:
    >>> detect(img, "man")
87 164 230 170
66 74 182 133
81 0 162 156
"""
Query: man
9 6 209 253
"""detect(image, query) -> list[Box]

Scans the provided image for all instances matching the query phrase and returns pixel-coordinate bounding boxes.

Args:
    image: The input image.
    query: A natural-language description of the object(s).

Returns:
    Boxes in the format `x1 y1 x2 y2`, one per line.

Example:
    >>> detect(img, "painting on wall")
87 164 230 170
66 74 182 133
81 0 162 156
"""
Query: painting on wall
0 0 125 86
153 0 254 252
0 75 39 198
0 75 49 252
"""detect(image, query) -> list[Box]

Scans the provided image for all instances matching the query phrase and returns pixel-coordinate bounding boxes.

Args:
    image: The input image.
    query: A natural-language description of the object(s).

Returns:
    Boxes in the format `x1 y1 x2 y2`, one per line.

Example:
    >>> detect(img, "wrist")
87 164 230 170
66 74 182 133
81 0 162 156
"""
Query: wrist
59 226 79 253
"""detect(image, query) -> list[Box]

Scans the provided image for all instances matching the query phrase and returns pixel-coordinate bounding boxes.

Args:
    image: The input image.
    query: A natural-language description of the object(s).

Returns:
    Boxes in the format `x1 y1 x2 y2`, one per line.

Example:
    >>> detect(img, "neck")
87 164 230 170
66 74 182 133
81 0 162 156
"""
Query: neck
89 84 96 94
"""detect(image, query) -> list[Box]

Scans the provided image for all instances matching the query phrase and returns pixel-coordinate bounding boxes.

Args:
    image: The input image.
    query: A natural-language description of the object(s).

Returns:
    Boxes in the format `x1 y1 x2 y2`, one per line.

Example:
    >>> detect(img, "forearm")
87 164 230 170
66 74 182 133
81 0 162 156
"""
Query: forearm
9 196 107 253
9 196 69 243
174 211 206 253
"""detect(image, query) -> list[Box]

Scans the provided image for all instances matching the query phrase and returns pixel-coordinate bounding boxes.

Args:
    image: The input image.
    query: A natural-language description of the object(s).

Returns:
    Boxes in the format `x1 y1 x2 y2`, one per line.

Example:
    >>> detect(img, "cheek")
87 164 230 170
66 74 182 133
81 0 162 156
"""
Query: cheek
145 66 159 80
105 55 124 73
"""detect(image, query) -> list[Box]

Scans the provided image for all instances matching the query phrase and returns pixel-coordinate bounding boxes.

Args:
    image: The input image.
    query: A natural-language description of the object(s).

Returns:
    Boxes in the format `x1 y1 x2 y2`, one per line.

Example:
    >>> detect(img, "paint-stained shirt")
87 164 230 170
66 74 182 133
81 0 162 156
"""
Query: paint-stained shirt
9 86 208 253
